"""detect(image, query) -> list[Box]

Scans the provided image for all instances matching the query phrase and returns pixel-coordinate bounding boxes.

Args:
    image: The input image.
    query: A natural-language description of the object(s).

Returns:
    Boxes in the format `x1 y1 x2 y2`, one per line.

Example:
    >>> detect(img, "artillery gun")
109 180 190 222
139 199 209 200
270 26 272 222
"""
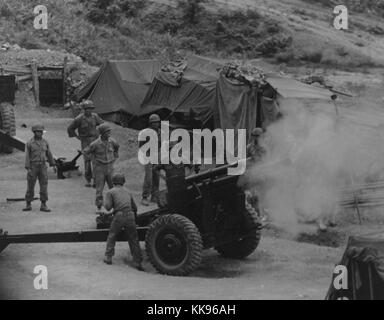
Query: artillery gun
0 159 262 276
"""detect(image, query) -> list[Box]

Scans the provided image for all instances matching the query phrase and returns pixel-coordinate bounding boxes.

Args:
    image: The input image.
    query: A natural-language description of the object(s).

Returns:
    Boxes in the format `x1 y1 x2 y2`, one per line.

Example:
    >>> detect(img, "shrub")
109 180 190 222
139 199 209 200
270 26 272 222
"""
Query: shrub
300 50 323 63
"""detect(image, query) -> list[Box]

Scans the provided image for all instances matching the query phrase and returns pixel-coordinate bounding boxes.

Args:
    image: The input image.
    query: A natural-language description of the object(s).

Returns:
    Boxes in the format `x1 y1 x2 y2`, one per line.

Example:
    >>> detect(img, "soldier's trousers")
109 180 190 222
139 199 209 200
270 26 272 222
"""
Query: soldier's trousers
105 211 142 266
142 163 159 200
25 163 48 202
94 162 114 208
81 137 97 182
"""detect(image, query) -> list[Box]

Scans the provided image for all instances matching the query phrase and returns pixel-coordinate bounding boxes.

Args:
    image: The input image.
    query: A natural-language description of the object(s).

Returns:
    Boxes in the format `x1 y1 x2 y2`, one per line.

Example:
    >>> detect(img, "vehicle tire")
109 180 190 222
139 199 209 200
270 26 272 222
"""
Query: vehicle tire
145 214 203 276
215 208 261 259
0 103 16 154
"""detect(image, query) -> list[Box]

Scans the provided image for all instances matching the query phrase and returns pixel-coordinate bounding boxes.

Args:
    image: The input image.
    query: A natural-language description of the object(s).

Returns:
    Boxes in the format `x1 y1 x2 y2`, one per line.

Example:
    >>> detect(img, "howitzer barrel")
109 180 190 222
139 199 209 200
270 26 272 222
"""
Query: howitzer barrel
186 157 250 185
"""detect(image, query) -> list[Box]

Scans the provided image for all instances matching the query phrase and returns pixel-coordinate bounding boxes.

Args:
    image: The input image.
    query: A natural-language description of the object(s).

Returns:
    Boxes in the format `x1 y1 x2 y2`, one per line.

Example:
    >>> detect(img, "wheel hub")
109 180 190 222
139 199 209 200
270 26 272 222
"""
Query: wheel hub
156 231 187 266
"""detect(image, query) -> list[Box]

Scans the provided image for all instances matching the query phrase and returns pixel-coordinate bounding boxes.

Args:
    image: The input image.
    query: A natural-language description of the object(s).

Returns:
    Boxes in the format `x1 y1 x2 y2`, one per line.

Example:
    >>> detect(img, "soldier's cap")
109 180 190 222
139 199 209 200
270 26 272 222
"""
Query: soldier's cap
97 123 111 135
251 127 264 137
149 114 161 123
31 124 45 132
112 173 125 185
82 100 95 109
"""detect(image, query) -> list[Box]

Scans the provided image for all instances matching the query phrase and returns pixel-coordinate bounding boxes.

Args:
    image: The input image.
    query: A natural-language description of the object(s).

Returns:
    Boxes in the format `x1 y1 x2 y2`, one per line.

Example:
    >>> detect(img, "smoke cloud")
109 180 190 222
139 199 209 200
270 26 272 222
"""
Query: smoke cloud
243 98 384 233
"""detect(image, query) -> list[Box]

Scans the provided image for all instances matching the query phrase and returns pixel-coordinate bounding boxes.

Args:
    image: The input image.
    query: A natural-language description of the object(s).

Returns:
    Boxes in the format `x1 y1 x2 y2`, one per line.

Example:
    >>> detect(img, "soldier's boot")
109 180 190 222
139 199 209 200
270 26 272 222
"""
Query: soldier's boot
85 180 92 187
136 264 144 271
40 202 51 212
141 198 149 206
22 201 32 212
103 256 112 265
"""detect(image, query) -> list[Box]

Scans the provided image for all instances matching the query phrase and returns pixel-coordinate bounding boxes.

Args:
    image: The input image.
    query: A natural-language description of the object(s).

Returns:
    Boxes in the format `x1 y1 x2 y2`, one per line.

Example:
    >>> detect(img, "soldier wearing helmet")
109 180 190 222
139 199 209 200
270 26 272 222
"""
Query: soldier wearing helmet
154 140 192 211
23 124 56 212
83 123 119 213
102 173 143 270
140 114 162 206
67 99 104 187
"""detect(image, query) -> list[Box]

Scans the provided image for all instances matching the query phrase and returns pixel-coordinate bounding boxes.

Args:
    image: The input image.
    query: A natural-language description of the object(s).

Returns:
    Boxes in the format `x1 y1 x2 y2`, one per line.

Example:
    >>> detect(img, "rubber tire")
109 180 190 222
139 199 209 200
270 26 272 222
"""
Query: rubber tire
145 214 203 276
0 103 16 154
215 208 261 259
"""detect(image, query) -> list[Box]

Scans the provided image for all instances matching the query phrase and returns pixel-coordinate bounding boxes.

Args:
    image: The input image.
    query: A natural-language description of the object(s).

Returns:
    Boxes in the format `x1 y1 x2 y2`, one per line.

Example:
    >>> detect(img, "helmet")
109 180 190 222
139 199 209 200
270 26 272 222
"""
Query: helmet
98 123 111 135
112 173 125 185
31 124 45 132
149 114 161 124
251 127 263 137
82 100 95 109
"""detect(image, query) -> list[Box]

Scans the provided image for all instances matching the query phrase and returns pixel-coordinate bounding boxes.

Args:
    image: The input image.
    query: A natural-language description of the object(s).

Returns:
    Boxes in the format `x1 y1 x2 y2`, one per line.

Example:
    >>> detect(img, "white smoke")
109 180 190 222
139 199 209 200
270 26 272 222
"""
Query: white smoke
244 98 384 233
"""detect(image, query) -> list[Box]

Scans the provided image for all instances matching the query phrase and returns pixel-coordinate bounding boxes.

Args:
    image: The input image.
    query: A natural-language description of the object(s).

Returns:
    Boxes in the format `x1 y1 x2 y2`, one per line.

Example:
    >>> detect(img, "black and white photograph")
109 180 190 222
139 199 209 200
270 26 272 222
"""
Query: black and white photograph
1 0 384 303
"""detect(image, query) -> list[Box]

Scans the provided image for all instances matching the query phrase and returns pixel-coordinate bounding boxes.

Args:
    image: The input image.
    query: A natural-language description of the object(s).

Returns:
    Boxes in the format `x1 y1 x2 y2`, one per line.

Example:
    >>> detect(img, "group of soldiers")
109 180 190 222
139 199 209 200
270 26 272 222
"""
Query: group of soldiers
23 100 143 270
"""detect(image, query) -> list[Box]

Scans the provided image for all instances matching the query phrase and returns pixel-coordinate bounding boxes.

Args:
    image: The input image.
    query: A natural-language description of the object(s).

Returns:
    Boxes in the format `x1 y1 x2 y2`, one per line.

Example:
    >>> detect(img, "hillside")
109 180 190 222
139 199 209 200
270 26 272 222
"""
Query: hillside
1 0 384 69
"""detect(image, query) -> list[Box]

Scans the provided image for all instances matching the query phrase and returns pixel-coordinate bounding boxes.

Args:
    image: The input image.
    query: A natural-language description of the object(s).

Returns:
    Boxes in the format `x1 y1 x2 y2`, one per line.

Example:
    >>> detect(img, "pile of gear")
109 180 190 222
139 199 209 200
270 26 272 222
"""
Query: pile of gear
220 61 267 88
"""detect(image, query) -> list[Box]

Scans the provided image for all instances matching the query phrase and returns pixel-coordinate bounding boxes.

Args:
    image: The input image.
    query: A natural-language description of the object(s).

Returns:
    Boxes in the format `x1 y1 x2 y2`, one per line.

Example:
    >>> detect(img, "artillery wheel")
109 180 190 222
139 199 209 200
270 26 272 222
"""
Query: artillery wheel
145 214 203 276
0 103 16 154
215 208 261 259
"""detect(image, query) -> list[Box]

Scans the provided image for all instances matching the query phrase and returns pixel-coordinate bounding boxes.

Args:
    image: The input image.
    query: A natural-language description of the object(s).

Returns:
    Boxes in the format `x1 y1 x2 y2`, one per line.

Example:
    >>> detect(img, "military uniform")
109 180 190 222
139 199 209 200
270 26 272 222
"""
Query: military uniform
25 137 55 205
83 136 119 208
67 112 103 183
104 185 142 267
141 126 162 203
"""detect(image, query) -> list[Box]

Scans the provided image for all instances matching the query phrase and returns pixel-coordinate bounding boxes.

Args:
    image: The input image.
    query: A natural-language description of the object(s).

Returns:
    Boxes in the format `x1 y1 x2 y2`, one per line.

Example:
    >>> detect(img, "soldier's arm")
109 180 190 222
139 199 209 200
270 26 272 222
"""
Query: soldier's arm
82 142 94 157
131 196 138 214
45 141 56 167
94 114 104 126
67 116 81 138
113 140 119 159
104 191 114 212
25 142 31 170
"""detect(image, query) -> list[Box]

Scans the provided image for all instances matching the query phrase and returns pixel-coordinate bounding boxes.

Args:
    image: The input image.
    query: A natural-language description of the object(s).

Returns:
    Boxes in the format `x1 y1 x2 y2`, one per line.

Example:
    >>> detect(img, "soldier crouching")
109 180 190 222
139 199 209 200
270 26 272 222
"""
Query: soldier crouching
103 173 144 271
23 124 56 212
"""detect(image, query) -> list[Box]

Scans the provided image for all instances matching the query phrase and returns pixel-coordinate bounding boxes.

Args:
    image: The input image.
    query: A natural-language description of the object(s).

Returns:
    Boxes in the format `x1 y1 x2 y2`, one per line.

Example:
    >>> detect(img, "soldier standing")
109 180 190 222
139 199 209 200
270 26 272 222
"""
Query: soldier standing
23 124 56 212
103 173 144 271
67 100 104 187
141 114 161 206
83 123 119 213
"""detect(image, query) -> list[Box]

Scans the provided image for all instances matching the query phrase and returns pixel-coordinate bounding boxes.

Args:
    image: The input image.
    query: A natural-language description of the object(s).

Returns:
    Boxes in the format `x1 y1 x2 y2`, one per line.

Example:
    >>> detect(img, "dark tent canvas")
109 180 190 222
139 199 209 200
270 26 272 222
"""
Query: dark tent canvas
139 55 225 129
75 59 161 129
213 72 337 140
326 232 384 300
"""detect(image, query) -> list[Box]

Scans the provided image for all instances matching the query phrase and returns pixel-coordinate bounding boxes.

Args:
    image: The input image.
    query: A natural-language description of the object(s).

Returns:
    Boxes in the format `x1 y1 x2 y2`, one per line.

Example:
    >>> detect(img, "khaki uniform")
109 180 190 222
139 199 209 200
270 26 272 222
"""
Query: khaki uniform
104 186 142 265
25 138 55 202
83 137 119 207
67 113 104 182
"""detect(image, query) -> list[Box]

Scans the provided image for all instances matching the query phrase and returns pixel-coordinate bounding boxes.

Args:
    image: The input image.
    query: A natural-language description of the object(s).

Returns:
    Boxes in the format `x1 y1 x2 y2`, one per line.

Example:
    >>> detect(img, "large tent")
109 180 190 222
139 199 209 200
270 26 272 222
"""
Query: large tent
139 55 226 129
213 72 337 140
75 59 161 129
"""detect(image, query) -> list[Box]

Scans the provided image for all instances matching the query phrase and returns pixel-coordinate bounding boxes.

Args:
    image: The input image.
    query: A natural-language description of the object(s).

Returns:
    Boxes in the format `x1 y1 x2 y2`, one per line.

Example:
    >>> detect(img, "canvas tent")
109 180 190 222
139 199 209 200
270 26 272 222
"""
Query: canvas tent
139 55 226 129
326 232 384 300
75 59 161 129
213 72 337 140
